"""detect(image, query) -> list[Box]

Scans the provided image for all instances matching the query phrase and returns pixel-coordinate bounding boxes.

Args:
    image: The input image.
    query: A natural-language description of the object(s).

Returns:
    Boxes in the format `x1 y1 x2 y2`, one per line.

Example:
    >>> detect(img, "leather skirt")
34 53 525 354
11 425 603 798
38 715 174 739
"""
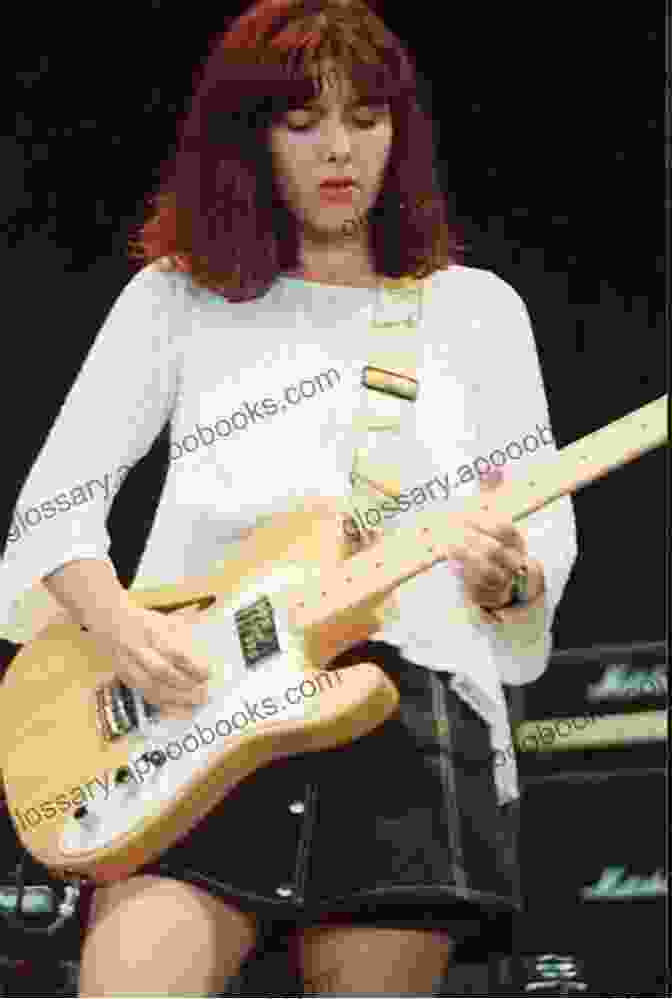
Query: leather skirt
138 640 522 947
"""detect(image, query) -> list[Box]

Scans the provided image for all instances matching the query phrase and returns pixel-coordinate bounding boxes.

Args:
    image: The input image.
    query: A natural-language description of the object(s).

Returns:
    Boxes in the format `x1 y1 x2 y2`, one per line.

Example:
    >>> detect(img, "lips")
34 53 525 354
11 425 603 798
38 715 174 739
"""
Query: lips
320 181 356 189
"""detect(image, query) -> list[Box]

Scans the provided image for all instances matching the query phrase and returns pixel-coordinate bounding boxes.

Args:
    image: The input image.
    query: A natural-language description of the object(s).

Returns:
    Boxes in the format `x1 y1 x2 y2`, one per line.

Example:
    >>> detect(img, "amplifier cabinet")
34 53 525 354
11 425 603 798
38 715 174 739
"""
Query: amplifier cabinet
517 766 667 995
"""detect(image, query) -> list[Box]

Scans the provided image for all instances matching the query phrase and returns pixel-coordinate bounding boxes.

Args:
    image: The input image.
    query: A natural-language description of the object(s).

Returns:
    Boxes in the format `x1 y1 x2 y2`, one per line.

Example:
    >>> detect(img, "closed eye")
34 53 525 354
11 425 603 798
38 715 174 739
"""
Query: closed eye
284 103 389 131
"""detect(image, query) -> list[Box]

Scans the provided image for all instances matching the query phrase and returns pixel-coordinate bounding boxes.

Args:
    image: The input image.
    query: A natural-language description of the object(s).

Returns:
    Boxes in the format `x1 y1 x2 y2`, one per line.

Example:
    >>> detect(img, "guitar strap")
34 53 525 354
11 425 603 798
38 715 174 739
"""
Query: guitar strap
342 275 425 627
342 274 520 805
345 274 425 533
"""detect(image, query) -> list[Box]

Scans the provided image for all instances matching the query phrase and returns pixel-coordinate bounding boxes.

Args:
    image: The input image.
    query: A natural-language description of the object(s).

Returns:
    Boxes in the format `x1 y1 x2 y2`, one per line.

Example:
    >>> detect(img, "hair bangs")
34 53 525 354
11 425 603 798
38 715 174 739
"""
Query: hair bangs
128 0 465 302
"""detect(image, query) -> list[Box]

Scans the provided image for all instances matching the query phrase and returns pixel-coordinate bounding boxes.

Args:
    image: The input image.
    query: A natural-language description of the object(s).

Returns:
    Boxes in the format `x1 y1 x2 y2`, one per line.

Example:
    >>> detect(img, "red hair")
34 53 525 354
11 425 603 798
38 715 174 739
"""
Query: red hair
127 0 465 302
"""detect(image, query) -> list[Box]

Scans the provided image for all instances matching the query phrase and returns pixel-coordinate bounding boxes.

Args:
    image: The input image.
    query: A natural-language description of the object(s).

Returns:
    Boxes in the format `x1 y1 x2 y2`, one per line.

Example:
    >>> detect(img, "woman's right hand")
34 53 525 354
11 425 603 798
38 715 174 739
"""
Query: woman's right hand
81 600 211 719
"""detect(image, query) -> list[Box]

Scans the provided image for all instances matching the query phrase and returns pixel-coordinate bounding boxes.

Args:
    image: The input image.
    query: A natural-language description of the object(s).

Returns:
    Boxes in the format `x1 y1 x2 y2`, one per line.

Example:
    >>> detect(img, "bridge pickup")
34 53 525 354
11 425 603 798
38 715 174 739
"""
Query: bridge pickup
96 681 160 741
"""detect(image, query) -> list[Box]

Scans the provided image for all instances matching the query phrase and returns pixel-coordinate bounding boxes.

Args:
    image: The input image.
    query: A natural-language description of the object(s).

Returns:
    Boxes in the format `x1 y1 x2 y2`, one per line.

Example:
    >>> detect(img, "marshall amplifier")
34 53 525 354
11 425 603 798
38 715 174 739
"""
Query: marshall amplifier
516 769 667 995
512 640 668 996
522 639 667 719
513 640 667 782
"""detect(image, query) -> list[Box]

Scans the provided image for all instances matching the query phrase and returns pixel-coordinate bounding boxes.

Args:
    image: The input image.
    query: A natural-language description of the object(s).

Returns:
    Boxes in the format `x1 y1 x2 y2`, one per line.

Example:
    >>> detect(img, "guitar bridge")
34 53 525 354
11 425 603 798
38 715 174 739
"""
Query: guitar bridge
93 592 284 742
96 682 159 742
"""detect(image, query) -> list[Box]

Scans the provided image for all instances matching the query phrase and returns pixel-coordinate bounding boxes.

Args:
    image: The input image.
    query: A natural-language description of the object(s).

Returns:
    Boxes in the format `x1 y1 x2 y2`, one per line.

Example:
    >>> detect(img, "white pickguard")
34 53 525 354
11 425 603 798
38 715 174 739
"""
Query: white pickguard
59 566 322 856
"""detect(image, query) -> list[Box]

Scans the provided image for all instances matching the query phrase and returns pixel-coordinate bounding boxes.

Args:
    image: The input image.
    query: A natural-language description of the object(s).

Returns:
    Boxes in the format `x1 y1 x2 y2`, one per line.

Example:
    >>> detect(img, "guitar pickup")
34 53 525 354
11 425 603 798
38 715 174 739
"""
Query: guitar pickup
234 595 281 670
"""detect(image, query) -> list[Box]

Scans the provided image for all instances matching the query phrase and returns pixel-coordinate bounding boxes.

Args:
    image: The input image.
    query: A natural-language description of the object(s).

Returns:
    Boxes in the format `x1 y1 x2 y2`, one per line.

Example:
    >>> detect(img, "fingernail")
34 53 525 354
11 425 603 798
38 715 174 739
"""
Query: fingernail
447 559 465 577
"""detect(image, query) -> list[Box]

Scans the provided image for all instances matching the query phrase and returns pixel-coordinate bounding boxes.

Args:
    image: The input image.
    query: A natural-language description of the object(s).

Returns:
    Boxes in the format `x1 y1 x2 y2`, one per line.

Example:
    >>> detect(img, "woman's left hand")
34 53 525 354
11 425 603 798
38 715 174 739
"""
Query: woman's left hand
452 467 529 610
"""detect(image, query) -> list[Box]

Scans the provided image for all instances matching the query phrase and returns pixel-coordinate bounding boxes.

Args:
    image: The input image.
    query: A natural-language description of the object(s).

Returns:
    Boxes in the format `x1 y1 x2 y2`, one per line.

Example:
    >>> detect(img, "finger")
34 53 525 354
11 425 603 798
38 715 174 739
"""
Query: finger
132 645 209 699
146 688 208 713
114 655 155 696
464 512 525 555
168 605 204 624
464 552 510 594
154 626 212 683
160 703 203 720
116 652 207 714
486 541 524 576
458 530 514 588
115 655 204 710
357 525 382 548
462 528 510 572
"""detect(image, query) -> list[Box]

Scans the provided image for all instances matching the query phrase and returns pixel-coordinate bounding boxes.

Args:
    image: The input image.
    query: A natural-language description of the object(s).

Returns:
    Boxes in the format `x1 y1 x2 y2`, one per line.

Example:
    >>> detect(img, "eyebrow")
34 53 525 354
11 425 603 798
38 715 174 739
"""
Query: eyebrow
298 97 385 109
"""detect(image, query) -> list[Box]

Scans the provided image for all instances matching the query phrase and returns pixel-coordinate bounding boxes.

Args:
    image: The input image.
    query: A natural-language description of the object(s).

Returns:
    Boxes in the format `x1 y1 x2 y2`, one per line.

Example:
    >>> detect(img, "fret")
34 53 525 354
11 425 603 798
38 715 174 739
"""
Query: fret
286 517 449 631
286 395 667 632
462 396 667 524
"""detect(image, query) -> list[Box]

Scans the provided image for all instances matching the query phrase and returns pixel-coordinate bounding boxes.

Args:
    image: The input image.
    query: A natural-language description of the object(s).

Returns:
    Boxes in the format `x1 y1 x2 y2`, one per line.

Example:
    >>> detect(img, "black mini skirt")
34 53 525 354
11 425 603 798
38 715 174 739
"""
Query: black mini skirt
137 640 522 947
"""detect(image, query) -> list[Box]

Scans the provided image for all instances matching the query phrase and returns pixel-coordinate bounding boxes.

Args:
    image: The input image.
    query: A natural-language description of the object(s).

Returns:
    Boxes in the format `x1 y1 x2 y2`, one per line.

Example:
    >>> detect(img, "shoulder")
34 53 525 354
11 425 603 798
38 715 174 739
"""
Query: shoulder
427 264 528 315
103 259 194 352
122 257 209 319
111 257 189 304
143 255 191 294
150 255 238 307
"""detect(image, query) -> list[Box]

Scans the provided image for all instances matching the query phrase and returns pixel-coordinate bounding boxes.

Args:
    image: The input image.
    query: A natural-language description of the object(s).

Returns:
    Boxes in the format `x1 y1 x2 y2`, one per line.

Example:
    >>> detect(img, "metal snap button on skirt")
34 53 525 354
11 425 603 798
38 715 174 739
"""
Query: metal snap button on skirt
135 641 522 941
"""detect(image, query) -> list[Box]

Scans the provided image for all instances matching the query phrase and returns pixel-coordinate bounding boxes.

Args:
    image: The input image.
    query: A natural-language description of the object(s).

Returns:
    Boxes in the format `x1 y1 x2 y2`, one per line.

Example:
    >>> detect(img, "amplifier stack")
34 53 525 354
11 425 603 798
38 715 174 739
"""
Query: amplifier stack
513 639 668 996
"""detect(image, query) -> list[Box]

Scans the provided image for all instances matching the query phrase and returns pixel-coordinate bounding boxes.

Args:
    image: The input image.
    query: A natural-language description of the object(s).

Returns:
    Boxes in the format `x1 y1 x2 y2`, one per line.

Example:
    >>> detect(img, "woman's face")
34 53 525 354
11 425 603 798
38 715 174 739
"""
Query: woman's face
268 66 393 240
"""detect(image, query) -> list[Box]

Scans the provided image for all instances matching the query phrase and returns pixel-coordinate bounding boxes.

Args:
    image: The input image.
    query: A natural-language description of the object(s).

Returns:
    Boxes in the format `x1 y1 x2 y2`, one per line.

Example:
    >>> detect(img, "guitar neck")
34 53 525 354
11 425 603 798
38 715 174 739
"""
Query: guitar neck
288 395 667 631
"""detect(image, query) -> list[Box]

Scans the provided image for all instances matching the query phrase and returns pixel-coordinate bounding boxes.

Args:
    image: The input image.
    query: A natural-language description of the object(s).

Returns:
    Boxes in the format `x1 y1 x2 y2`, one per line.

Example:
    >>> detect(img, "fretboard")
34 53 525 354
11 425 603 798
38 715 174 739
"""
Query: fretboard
287 395 667 631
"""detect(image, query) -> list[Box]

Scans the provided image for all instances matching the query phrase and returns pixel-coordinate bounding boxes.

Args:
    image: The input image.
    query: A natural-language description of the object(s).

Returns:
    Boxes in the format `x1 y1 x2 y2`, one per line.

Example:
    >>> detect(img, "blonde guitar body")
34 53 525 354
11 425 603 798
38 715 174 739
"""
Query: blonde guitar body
0 504 400 883
0 395 667 885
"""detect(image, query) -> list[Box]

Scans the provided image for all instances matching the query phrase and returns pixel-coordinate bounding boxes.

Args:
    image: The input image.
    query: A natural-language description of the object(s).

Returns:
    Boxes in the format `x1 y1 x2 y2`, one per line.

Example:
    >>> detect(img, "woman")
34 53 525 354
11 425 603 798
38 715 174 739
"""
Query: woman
0 0 577 994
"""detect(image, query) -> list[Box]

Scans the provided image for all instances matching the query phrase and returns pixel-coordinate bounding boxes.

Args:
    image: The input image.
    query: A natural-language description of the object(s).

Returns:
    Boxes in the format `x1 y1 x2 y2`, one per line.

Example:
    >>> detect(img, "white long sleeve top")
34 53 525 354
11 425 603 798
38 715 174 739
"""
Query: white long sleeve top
0 260 578 803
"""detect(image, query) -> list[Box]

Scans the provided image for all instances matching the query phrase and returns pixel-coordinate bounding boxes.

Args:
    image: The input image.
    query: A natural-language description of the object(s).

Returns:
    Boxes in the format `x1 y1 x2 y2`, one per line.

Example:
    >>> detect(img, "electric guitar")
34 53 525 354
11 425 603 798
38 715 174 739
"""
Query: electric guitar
0 396 666 883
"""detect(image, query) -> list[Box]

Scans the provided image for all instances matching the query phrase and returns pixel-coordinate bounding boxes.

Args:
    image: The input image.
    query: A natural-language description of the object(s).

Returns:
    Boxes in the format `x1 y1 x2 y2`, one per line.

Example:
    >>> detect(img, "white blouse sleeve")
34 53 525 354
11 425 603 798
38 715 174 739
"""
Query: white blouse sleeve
0 260 185 643
472 271 578 685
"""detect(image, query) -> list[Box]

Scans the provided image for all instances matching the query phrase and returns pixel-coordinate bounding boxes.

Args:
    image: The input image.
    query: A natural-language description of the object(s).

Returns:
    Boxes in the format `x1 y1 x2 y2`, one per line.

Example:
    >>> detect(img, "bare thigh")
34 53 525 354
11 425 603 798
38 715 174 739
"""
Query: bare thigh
296 923 455 996
79 874 258 997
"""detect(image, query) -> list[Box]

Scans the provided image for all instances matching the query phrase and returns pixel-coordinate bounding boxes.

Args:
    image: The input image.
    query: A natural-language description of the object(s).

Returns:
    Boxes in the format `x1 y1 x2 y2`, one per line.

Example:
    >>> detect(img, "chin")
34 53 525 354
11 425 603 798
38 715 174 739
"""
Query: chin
306 214 366 238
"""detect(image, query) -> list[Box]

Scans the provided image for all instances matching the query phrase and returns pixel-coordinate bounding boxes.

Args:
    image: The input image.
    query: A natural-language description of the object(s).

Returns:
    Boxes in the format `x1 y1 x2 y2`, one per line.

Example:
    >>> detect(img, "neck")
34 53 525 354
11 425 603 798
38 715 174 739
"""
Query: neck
283 395 667 634
290 227 378 287
291 269 380 288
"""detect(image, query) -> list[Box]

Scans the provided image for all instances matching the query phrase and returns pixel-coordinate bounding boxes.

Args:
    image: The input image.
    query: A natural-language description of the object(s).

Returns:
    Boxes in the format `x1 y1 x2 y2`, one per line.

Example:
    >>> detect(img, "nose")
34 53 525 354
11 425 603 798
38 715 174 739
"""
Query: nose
317 118 355 160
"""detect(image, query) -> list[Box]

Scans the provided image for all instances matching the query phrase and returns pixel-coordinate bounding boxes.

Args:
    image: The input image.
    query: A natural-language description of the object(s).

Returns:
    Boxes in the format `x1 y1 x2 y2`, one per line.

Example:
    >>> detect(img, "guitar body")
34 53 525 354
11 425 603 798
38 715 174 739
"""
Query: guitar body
0 505 400 883
1 394 667 884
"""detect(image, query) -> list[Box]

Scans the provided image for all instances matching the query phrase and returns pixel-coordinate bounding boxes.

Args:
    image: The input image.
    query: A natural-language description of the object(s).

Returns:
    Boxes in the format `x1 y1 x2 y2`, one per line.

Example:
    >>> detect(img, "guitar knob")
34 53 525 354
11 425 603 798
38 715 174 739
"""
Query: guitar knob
72 804 99 833
148 750 167 767
114 767 132 784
